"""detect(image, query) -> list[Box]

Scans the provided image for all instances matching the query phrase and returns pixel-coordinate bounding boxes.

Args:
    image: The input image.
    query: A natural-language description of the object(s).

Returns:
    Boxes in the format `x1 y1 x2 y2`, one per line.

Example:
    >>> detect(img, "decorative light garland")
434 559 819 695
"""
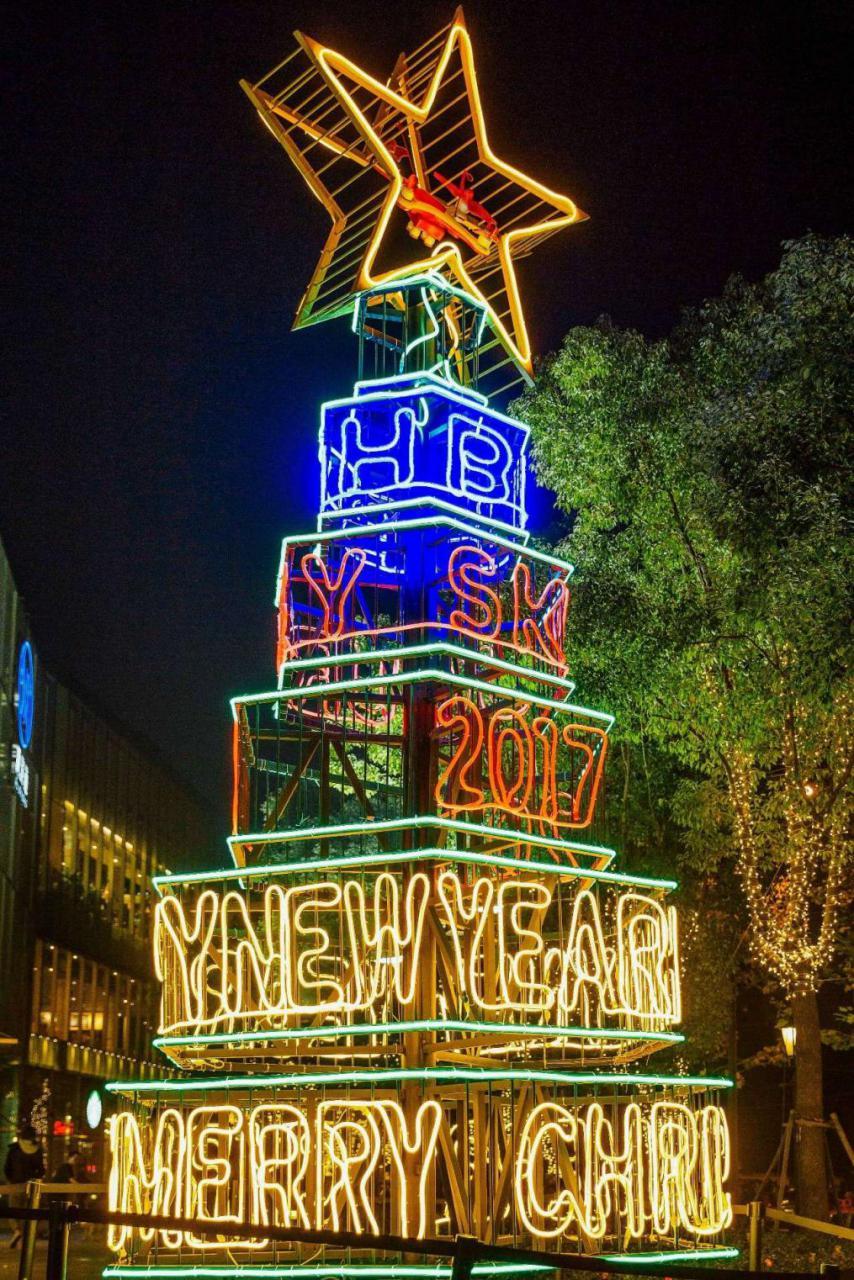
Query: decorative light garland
731 680 851 995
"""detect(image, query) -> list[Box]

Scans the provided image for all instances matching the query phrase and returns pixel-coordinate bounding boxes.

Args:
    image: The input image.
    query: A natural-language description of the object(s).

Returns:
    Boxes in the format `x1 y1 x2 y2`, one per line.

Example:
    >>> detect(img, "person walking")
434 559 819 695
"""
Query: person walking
3 1124 45 1247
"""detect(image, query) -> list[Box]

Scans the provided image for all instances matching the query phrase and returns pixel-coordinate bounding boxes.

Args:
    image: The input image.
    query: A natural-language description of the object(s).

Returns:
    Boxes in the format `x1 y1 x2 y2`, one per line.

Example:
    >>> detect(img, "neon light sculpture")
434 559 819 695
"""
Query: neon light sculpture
105 10 733 1277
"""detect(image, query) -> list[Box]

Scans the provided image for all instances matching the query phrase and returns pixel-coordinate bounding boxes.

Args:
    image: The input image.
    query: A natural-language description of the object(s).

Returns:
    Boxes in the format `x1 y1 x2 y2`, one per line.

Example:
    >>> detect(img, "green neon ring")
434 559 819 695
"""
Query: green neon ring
105 1065 732 1096
155 845 674 891
104 1267 550 1278
102 1248 739 1277
154 1020 684 1051
276 642 577 697
231 666 611 725
226 817 617 869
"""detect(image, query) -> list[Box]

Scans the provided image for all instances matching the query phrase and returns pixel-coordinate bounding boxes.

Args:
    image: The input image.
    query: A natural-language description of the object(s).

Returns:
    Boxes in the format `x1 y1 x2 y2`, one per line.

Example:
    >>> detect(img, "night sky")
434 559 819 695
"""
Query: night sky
3 1 850 835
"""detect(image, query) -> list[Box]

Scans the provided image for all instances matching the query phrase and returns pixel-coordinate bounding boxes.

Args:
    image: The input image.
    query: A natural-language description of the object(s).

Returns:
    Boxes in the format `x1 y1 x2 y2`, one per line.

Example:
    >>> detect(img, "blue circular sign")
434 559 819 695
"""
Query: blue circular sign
16 641 34 749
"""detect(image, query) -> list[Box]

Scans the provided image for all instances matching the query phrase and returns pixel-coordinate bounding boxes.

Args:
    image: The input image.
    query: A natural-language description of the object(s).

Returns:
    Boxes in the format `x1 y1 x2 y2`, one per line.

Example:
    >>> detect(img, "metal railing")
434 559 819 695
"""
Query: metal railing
731 1203 854 1271
1 1187 851 1280
2 1182 106 1280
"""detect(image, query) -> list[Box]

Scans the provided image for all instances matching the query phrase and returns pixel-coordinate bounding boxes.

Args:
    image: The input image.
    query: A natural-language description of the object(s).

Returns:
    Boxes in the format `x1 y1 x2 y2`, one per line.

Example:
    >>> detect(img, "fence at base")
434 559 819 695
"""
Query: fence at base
2 1188 853 1280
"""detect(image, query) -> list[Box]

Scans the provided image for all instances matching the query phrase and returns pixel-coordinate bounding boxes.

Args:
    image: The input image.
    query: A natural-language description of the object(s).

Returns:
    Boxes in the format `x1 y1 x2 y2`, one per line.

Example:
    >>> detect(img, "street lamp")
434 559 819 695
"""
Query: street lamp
780 1023 797 1058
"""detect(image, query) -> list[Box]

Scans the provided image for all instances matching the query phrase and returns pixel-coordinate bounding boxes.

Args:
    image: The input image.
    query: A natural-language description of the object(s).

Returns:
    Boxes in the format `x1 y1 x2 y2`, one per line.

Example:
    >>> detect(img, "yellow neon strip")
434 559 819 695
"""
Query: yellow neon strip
153 872 681 1038
107 1094 730 1250
268 20 586 371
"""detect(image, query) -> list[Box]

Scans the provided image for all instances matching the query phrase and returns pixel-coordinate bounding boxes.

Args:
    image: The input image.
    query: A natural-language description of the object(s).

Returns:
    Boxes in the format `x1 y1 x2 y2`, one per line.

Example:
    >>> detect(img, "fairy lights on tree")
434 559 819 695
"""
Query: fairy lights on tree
731 683 851 997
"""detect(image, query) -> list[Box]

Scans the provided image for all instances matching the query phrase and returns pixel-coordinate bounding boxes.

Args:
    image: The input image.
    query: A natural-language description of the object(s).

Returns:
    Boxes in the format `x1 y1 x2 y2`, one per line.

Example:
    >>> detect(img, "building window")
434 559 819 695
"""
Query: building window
30 939 154 1063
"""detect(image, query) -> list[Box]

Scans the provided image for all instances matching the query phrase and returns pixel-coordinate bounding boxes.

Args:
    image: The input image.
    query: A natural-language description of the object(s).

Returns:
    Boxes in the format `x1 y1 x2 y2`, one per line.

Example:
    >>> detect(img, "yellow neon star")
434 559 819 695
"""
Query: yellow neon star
242 9 587 378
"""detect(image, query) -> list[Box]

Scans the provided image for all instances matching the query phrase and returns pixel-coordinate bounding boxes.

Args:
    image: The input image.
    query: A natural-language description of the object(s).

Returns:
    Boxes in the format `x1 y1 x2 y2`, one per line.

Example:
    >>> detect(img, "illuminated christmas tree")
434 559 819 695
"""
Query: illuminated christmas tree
105 12 735 1277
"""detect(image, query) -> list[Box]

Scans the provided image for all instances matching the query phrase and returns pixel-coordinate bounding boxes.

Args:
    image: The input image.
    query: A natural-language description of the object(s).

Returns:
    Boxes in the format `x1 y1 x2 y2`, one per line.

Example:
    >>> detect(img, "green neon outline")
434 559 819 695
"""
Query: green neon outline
317 497 528 541
277 642 576 697
351 272 490 361
105 1065 732 1096
102 1253 739 1278
154 1021 684 1052
399 285 448 380
103 1267 552 1278
352 341 491 399
226 817 616 869
231 668 611 727
282 510 573 573
154 846 674 891
328 374 526 434
351 364 490 405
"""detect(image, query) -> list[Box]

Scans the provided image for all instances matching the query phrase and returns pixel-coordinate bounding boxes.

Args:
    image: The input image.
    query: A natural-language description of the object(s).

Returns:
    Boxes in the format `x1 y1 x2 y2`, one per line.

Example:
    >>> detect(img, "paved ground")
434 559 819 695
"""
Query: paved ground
0 1230 111 1278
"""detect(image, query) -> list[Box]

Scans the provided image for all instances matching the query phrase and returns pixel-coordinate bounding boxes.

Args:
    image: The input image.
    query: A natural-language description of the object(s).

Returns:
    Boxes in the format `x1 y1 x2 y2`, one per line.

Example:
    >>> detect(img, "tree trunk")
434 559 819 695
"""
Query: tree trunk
792 988 829 1220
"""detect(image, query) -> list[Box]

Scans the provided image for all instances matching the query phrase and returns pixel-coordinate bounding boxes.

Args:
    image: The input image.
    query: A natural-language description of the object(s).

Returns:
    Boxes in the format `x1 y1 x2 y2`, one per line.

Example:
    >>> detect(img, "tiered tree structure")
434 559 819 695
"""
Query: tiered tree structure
104 12 735 1279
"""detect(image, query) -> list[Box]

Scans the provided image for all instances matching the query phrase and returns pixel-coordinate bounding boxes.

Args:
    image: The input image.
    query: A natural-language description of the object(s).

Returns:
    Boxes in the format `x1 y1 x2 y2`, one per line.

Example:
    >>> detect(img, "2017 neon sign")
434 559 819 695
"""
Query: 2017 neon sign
435 696 607 830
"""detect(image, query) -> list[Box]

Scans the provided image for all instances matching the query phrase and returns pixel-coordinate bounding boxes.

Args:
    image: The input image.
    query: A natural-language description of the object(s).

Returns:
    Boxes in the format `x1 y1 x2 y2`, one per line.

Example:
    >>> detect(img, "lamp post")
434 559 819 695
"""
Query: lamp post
778 1020 796 1118
777 1019 797 1209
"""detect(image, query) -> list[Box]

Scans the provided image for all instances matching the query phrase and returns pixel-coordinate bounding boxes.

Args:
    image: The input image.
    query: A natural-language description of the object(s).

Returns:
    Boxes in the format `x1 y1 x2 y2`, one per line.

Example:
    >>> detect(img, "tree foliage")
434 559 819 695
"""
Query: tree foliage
516 234 853 999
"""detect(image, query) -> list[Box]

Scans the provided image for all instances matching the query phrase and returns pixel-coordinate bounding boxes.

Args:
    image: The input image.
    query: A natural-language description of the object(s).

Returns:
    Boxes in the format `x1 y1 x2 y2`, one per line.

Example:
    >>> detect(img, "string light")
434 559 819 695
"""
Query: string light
731 680 851 994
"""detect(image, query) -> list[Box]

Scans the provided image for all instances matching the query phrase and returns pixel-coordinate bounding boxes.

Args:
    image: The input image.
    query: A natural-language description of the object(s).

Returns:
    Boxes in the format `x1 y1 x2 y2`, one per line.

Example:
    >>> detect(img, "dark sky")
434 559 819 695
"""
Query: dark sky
3 1 850 832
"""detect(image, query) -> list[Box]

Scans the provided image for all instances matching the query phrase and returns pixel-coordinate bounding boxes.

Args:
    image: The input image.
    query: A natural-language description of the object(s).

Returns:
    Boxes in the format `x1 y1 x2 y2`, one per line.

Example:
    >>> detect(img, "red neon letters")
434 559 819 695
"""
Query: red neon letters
277 542 570 674
278 548 367 669
447 547 569 670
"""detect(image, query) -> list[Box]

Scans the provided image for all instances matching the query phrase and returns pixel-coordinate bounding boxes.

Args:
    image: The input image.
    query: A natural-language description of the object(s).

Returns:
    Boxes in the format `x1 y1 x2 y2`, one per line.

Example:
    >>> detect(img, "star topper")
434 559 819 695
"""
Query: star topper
241 8 587 382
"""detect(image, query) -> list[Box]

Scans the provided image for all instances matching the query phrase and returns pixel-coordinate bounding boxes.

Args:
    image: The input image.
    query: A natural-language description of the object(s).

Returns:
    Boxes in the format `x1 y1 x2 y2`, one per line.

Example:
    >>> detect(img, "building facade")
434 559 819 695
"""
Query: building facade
1 537 215 1176
0 544 39 1148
